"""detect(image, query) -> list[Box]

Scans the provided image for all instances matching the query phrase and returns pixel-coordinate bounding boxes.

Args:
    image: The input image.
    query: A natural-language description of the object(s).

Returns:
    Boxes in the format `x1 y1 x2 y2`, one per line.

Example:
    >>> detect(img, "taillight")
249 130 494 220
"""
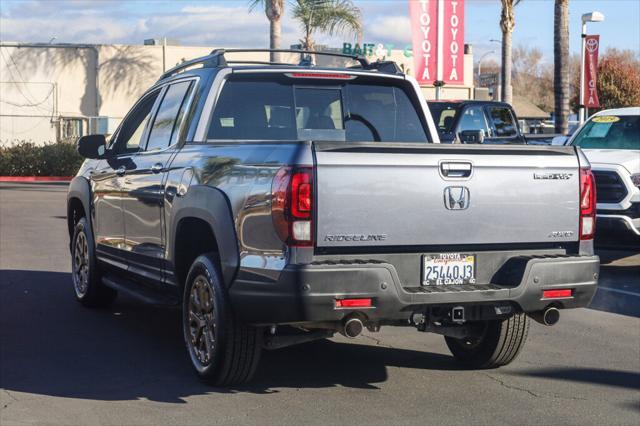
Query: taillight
272 166 314 247
579 168 596 240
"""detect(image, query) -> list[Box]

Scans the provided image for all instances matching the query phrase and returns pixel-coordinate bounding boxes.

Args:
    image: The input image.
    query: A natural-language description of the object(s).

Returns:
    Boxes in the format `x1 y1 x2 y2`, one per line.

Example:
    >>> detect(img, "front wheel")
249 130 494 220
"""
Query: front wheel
445 313 529 369
182 253 262 386
71 217 116 307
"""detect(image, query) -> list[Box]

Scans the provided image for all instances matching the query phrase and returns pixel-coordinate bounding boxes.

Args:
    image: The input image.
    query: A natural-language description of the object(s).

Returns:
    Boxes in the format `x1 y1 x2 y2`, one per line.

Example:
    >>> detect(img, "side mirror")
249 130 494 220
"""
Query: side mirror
459 129 485 144
77 134 107 159
551 135 569 146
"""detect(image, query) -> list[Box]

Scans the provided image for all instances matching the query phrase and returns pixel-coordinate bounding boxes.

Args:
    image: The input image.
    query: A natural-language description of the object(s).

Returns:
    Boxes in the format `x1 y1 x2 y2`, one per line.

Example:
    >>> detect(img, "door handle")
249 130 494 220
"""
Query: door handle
151 163 164 174
440 162 472 178
115 166 126 176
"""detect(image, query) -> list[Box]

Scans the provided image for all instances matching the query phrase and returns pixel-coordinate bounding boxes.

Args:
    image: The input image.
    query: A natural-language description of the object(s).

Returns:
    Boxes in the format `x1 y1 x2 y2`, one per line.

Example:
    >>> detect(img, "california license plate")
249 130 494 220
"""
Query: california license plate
422 253 476 286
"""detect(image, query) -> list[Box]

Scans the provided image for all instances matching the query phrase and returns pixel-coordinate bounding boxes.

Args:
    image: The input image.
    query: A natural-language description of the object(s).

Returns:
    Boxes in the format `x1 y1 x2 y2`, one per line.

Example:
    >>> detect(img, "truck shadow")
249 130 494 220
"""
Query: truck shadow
0 269 459 404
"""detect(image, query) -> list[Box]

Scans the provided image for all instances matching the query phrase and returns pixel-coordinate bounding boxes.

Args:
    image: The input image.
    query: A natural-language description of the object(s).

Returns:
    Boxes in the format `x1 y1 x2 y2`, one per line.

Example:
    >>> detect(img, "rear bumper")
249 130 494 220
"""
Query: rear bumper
229 255 600 325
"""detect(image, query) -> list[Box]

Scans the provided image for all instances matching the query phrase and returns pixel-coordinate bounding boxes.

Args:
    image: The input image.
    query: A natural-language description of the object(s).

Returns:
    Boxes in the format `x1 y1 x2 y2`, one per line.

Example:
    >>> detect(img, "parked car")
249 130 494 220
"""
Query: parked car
427 100 527 144
68 49 600 386
565 107 640 239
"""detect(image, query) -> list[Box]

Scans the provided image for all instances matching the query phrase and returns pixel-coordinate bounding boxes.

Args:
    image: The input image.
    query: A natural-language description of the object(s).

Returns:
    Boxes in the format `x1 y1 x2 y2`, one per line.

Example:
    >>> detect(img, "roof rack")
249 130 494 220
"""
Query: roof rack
158 48 401 81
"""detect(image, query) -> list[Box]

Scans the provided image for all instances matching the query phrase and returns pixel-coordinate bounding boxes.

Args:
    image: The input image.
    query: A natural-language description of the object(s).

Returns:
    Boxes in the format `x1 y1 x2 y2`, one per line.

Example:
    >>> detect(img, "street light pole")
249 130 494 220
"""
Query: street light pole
489 39 502 100
579 11 605 124
477 50 495 82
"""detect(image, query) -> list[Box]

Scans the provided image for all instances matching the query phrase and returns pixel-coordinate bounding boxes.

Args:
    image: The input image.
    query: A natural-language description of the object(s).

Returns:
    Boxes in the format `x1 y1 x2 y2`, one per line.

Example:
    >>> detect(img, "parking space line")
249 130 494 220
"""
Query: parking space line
597 286 640 297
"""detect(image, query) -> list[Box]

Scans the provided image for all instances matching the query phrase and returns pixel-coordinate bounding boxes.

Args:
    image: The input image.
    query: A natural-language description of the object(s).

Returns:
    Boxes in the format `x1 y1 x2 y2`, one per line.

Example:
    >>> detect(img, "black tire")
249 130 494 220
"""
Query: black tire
182 253 262 386
445 313 529 369
71 217 117 307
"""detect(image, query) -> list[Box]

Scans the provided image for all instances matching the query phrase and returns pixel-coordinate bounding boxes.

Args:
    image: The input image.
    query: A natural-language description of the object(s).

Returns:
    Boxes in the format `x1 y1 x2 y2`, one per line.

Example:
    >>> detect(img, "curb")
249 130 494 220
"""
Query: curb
0 176 73 182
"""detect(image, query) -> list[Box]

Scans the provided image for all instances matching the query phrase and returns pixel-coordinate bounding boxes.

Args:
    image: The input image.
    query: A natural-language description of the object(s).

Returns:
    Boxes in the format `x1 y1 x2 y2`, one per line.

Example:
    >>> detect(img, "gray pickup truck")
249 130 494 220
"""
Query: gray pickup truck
68 49 600 386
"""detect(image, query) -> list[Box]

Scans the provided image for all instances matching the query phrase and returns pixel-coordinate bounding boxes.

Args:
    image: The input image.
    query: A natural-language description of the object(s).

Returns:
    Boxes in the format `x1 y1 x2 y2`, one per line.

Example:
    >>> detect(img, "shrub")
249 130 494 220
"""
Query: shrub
0 140 84 176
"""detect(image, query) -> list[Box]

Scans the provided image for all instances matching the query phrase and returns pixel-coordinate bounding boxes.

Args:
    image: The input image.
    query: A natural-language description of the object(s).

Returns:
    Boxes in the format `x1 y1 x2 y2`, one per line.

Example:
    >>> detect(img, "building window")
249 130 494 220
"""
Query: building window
60 118 85 141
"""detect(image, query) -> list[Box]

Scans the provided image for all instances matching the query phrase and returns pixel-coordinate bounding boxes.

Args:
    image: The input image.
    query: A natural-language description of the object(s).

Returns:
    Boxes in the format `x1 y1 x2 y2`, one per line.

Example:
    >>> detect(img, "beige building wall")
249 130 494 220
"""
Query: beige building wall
0 43 473 145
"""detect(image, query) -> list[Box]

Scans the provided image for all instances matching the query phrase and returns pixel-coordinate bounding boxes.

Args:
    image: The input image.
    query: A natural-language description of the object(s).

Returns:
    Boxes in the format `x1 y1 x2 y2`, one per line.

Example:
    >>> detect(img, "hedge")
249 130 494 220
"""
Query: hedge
0 141 84 176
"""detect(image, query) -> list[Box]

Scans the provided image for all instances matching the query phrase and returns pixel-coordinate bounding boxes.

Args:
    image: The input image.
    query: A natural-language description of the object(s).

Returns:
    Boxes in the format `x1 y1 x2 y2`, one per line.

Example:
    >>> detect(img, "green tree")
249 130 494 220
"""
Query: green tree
553 0 570 134
499 0 522 104
291 0 362 51
249 0 285 62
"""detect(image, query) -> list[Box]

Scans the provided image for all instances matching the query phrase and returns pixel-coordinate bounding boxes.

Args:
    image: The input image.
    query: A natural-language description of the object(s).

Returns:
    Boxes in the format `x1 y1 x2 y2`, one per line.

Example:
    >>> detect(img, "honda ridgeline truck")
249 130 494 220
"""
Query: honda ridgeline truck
67 49 600 385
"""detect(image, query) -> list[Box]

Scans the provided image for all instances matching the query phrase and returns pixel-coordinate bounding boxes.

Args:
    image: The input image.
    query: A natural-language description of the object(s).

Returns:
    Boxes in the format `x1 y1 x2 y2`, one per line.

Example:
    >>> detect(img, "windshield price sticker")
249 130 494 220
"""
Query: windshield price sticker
422 253 476 286
592 116 620 123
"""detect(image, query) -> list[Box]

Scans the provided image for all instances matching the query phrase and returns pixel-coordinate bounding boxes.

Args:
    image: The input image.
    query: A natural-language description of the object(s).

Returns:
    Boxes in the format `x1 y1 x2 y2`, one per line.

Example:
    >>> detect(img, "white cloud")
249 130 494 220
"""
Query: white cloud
365 16 412 46
0 0 395 49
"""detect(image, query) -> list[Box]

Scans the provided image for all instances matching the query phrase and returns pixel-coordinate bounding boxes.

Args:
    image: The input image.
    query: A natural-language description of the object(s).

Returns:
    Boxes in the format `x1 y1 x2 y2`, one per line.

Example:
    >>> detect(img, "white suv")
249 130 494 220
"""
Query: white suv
569 107 640 239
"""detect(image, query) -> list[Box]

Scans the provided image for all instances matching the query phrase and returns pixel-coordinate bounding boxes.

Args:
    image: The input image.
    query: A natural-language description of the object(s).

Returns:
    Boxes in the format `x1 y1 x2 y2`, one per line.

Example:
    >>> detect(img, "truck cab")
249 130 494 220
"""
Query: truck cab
428 100 527 145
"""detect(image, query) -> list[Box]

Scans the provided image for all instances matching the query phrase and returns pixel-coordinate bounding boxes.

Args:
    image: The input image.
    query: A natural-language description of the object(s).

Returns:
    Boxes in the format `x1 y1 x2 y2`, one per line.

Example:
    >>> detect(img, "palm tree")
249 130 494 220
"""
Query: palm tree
249 0 285 62
554 0 570 134
499 0 522 104
291 0 362 52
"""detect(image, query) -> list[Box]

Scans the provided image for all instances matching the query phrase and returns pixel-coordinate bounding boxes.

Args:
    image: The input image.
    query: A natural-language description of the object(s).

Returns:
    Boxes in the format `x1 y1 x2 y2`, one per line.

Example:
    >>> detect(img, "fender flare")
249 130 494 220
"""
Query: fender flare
168 185 239 288
67 176 93 238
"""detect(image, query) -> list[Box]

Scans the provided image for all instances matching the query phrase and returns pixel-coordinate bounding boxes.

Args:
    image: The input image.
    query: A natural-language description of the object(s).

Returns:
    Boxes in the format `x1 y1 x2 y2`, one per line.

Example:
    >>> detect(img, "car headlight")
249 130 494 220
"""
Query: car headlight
631 173 640 188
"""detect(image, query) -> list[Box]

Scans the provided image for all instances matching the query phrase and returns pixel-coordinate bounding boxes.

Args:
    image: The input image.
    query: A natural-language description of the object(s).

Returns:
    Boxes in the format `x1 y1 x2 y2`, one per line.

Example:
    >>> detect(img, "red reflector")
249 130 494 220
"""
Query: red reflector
291 171 311 219
335 298 372 308
542 289 572 299
289 72 353 79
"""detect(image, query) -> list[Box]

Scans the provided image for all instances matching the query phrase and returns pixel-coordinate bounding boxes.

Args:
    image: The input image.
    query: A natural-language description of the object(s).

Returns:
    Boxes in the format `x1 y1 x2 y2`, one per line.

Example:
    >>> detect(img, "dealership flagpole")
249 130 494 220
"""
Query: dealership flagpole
435 0 445 100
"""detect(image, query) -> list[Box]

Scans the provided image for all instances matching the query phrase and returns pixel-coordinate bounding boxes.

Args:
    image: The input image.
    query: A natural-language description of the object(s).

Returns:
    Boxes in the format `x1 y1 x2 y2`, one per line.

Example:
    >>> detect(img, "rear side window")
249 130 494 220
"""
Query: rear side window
146 81 193 151
488 107 517 137
207 77 430 142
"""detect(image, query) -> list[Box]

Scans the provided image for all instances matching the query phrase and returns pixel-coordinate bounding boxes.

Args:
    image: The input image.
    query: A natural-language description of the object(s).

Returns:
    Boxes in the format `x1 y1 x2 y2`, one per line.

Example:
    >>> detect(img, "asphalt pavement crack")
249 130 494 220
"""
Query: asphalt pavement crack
361 334 394 348
483 373 542 398
482 373 588 402
2 389 19 410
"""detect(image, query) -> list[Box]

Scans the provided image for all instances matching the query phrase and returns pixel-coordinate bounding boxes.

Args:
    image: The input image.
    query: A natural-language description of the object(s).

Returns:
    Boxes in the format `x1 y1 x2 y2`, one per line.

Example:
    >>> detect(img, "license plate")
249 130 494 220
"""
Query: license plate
422 253 476 286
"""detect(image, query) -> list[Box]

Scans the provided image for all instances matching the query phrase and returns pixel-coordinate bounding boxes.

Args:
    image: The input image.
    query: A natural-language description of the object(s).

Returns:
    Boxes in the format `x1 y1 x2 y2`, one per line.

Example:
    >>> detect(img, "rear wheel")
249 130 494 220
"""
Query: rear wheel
71 217 117 307
182 253 262 386
445 313 529 369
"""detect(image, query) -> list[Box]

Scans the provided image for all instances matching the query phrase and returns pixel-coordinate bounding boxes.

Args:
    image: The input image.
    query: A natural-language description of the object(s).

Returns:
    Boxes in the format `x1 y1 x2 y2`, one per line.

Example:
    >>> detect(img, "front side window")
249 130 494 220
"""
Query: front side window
207 77 430 143
572 115 639 150
489 107 517 137
114 90 160 154
146 81 193 151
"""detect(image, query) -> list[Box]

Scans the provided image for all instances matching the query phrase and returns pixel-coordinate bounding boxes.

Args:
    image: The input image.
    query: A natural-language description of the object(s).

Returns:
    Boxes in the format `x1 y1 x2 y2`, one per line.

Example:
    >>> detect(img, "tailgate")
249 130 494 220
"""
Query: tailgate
314 143 581 248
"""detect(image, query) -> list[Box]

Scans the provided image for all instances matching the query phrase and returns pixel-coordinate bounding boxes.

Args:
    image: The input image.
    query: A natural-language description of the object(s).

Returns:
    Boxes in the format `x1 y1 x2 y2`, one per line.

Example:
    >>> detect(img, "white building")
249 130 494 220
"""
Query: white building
0 42 474 145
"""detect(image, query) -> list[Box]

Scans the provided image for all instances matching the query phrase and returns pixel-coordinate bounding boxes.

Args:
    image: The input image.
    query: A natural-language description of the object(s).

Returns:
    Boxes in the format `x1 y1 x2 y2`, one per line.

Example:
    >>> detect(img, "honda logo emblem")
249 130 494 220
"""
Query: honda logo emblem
443 186 470 210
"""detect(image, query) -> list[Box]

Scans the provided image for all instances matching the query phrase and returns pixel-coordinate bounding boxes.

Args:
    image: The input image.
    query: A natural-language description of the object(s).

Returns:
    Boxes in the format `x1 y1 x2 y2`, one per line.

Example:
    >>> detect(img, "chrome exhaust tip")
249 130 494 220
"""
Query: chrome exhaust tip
341 317 364 338
530 307 560 326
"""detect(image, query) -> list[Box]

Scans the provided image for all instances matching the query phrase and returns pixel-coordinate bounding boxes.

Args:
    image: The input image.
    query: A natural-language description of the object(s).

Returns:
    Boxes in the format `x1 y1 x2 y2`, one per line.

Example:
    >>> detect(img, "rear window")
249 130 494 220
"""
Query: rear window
207 76 430 143
572 115 639 150
428 103 460 134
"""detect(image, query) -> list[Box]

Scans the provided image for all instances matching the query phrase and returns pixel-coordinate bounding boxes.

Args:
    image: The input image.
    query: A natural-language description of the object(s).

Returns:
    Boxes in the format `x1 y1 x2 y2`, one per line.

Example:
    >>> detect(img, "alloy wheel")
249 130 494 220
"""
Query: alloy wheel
187 275 217 366
72 231 89 297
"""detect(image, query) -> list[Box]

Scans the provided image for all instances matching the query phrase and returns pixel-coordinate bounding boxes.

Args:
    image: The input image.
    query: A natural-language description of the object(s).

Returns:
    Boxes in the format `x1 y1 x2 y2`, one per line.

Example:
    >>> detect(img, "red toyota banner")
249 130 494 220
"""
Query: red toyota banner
409 0 465 85
409 0 438 84
442 0 465 84
584 34 600 108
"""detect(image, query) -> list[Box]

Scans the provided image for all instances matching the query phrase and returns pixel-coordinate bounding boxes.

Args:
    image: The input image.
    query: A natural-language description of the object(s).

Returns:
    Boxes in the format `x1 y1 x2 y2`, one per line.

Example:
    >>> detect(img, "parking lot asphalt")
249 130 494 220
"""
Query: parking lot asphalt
1 183 639 425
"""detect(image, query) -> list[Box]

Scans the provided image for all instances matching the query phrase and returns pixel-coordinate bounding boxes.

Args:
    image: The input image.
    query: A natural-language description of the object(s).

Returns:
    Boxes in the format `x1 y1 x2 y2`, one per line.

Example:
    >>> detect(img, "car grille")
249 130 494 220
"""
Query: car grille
593 170 628 203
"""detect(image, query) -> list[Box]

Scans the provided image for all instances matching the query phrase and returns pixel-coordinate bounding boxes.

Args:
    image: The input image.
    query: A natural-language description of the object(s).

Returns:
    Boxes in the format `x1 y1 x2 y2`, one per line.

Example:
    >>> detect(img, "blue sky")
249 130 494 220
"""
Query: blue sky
1 0 638 63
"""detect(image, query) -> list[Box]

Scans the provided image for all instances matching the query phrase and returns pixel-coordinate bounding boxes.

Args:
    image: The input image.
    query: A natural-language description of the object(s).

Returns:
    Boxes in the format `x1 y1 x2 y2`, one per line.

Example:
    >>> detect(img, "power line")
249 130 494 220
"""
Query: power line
0 48 54 116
